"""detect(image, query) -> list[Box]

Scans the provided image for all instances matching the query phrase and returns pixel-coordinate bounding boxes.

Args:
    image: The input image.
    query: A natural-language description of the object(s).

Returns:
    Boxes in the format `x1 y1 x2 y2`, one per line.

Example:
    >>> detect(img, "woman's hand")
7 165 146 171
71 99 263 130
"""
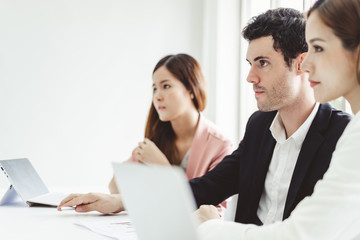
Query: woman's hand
133 138 170 166
194 205 221 224
57 193 124 214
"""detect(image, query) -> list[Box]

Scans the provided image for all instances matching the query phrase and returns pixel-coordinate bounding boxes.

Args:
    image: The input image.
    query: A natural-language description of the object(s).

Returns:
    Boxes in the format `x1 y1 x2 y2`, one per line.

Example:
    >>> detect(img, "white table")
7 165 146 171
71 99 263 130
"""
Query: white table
0 201 131 239
0 185 131 240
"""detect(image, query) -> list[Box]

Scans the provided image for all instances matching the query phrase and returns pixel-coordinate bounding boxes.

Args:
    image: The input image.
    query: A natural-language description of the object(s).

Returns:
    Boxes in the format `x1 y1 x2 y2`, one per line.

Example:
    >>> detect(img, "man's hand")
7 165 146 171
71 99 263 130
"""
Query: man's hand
57 193 124 214
194 205 221 224
134 138 170 166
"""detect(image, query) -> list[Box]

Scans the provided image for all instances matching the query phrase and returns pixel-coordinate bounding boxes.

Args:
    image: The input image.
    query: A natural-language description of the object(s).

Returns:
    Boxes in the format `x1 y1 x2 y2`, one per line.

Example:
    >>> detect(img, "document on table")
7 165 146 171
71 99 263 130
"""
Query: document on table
75 218 138 240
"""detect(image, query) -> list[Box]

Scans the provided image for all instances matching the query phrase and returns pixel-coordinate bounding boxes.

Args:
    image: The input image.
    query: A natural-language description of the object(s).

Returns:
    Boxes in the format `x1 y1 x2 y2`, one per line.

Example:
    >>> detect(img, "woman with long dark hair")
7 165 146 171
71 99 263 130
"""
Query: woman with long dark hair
107 54 232 194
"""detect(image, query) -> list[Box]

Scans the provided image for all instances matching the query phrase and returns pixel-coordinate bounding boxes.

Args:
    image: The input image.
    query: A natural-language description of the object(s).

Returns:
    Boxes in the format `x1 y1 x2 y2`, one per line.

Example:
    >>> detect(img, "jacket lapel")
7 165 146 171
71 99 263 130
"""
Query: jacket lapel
283 104 331 218
250 124 276 210
186 114 207 178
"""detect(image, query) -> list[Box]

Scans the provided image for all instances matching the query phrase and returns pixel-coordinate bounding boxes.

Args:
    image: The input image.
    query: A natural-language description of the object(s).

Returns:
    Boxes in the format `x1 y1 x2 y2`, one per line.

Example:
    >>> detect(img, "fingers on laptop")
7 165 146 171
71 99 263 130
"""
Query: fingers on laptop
73 202 96 212
57 193 95 211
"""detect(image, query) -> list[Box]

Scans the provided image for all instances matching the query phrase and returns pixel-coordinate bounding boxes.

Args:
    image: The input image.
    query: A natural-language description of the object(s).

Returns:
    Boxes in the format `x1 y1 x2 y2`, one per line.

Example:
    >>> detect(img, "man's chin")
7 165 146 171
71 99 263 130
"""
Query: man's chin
257 104 275 112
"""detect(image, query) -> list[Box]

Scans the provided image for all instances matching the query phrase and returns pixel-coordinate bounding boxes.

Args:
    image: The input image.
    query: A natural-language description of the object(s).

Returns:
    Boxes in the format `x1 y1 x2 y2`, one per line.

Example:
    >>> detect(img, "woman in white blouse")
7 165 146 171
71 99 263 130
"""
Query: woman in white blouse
196 0 360 239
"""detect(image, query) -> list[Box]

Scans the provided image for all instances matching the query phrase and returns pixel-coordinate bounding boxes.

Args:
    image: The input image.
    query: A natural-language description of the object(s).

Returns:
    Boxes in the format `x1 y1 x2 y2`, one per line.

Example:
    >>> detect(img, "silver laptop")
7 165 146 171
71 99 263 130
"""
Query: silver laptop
112 162 200 240
0 158 67 207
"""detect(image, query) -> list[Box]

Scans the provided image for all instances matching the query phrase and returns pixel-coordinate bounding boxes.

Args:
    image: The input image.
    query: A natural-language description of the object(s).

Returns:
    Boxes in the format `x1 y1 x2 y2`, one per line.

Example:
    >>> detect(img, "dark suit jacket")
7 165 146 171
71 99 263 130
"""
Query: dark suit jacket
190 103 351 225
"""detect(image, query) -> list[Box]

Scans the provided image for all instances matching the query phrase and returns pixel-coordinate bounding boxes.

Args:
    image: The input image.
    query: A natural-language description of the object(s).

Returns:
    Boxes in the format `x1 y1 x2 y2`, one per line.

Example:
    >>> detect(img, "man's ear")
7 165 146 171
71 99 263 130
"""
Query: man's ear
296 52 307 75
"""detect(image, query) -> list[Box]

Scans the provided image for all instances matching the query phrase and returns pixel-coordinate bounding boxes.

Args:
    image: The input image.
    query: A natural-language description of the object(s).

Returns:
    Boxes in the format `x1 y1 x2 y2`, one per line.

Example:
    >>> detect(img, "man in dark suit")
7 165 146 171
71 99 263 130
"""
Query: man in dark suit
193 8 351 225
56 9 351 224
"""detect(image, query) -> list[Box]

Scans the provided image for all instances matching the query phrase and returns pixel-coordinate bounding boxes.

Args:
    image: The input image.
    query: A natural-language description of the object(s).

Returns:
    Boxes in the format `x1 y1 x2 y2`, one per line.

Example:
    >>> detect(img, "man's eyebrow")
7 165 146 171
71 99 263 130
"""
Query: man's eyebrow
253 56 269 62
246 56 269 64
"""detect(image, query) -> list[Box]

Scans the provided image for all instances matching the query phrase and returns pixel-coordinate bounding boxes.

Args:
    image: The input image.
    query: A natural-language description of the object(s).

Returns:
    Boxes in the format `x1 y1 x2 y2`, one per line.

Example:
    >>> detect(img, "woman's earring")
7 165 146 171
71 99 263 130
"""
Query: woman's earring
190 93 194 99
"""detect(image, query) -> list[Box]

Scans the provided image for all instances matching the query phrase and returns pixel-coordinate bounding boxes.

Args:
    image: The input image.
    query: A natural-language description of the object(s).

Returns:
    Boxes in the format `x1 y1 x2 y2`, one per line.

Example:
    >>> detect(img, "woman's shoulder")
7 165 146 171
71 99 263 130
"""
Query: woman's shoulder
336 112 360 143
330 112 360 167
198 115 232 145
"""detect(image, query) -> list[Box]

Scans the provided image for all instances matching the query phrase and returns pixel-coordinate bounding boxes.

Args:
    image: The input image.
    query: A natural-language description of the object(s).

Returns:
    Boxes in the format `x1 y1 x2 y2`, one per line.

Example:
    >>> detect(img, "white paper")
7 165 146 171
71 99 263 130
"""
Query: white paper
75 218 138 240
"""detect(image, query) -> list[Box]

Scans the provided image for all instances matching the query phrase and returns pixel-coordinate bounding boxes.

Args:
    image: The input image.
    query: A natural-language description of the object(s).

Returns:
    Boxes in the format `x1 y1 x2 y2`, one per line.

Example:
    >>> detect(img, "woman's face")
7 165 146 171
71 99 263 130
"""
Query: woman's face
152 66 196 122
301 11 358 103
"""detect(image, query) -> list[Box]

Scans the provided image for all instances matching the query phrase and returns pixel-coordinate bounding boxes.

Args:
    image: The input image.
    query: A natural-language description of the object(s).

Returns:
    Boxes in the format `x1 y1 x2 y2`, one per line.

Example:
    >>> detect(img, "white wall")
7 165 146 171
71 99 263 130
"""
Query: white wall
201 0 241 145
0 0 205 189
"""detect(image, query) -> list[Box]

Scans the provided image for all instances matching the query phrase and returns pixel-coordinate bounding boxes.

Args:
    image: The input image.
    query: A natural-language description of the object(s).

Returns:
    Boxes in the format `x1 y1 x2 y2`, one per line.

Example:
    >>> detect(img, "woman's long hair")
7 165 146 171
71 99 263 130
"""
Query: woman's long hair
144 54 207 165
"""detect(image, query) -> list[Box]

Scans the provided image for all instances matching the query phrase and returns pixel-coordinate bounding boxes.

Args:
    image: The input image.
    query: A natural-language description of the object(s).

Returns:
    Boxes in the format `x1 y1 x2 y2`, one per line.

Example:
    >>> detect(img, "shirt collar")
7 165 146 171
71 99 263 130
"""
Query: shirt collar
270 103 320 148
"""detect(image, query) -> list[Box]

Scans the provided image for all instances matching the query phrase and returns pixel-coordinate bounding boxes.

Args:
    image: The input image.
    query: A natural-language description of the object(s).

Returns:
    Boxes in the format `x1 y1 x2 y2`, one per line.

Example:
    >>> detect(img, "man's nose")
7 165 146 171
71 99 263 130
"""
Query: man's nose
246 67 260 84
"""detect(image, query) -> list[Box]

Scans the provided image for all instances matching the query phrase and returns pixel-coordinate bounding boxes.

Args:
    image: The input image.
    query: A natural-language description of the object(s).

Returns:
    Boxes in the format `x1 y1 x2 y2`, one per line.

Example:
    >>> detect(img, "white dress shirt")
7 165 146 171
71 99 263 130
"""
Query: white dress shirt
257 103 320 224
199 111 360 240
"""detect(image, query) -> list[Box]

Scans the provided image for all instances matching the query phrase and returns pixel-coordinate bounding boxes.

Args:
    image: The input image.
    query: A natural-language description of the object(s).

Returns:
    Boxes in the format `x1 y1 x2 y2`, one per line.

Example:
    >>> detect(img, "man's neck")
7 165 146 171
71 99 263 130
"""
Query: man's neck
279 100 317 139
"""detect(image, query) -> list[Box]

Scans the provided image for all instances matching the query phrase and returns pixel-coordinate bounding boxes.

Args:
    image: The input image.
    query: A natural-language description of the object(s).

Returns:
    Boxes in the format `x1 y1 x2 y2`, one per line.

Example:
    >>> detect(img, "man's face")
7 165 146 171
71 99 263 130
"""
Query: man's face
246 36 299 112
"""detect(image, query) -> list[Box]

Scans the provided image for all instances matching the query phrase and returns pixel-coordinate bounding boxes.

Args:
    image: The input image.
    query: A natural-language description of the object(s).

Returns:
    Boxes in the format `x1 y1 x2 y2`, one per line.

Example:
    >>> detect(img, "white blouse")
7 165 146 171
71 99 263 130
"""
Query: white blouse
199 111 360 240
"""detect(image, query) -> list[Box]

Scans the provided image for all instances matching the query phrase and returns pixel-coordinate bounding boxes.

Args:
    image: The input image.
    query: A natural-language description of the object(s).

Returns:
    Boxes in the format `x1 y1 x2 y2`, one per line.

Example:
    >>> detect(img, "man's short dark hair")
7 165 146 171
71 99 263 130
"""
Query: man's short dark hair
242 8 308 67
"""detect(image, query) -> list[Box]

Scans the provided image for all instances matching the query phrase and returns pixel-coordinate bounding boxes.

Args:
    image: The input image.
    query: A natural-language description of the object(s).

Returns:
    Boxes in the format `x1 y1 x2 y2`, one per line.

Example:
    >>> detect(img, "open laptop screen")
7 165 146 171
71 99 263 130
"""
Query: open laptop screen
0 158 49 202
112 162 200 240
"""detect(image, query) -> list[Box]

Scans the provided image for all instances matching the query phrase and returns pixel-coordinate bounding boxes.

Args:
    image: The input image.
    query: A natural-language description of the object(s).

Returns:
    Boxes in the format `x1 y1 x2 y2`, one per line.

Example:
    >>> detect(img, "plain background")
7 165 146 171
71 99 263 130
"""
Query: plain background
0 0 243 190
1 0 338 195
